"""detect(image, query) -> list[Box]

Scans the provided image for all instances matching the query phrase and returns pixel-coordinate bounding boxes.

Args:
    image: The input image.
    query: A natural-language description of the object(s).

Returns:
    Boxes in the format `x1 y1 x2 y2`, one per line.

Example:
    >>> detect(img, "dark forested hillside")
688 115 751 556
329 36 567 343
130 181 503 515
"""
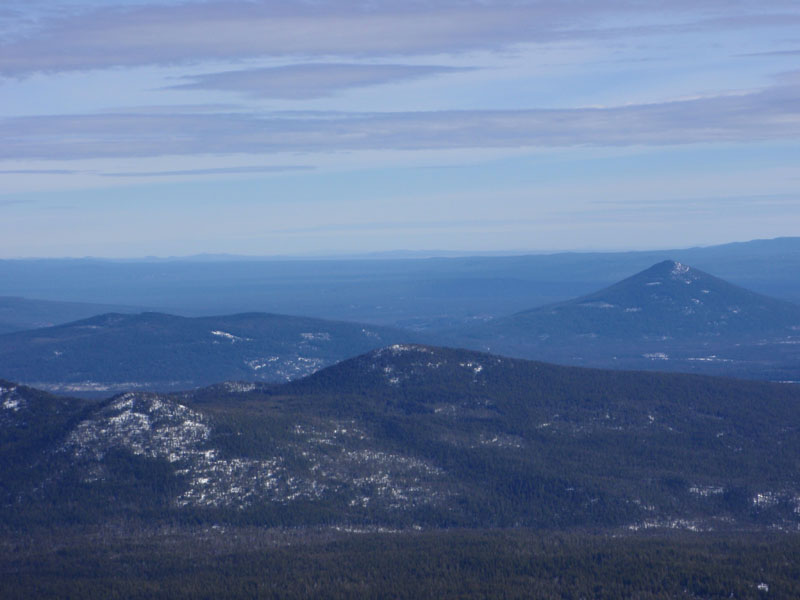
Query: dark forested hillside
0 312 420 394
3 346 799 531
4 346 800 597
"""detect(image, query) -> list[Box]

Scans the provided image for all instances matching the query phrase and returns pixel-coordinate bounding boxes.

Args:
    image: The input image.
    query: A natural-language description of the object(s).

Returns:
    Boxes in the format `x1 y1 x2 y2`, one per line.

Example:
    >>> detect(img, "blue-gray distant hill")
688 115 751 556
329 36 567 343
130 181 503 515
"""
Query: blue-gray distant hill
1 237 798 330
452 260 800 380
490 260 800 340
0 296 145 334
0 312 419 394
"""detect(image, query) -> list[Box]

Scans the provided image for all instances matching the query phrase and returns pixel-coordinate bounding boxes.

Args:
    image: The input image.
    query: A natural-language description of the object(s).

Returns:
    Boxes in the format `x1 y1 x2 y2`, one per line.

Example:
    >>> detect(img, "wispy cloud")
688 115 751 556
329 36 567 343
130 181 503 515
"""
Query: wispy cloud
0 168 78 174
3 76 798 159
167 63 472 99
2 1 797 76
741 48 800 57
0 2 556 75
100 165 313 177
0 198 29 206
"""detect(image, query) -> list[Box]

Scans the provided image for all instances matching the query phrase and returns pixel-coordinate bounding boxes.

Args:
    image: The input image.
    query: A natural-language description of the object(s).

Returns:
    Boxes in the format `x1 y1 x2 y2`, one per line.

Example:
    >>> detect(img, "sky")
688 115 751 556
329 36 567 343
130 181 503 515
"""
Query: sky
1 0 799 258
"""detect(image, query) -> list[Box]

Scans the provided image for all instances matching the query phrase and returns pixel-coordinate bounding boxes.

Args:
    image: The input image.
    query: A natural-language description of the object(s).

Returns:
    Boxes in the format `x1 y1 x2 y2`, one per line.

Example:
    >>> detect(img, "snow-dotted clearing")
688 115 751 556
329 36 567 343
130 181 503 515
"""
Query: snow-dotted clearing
210 330 246 343
1 385 23 412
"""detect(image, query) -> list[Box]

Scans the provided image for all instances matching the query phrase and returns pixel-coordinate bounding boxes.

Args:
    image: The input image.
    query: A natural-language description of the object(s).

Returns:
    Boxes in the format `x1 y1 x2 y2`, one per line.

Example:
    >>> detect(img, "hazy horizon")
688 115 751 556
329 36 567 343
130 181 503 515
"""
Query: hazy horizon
1 235 797 262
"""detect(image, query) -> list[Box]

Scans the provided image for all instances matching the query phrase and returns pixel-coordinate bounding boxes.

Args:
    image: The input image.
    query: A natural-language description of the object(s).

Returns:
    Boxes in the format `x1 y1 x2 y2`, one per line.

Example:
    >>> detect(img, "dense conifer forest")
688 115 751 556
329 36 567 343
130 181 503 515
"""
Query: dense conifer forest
3 527 799 599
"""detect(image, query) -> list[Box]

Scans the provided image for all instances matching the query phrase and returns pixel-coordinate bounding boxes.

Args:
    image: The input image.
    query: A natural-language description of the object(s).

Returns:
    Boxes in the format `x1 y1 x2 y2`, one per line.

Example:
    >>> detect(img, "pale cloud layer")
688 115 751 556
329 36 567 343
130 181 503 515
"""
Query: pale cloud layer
1 0 800 256
2 1 799 76
3 74 799 160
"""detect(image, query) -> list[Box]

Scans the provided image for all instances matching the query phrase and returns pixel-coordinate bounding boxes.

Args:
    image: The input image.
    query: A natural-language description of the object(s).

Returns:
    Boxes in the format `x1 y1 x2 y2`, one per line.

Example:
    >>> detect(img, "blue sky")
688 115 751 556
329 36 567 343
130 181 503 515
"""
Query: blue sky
1 0 799 257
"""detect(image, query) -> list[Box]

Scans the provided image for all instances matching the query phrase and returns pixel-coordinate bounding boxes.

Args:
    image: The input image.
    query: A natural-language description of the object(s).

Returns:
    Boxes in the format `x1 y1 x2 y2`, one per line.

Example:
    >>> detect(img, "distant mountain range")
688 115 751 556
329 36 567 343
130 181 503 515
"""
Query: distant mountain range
2 237 799 329
0 312 419 394
449 260 800 380
2 260 799 390
3 345 799 530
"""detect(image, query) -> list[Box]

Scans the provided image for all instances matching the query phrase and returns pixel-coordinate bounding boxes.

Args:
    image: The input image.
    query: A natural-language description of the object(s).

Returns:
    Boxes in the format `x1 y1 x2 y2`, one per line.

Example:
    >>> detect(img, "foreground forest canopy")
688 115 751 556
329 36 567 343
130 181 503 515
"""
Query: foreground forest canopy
2 527 798 599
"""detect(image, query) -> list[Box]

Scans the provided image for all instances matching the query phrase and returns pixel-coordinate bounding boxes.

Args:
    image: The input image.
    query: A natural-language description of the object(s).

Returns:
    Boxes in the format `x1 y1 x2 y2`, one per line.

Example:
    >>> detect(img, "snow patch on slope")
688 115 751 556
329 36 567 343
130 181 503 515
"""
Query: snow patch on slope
1 385 22 412
670 261 699 285
211 330 246 343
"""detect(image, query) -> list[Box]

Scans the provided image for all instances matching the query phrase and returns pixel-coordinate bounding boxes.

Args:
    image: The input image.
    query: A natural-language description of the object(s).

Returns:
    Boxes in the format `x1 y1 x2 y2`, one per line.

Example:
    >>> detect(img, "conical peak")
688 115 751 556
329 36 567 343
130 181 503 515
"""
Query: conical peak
635 260 702 285
648 259 688 274
668 261 689 275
